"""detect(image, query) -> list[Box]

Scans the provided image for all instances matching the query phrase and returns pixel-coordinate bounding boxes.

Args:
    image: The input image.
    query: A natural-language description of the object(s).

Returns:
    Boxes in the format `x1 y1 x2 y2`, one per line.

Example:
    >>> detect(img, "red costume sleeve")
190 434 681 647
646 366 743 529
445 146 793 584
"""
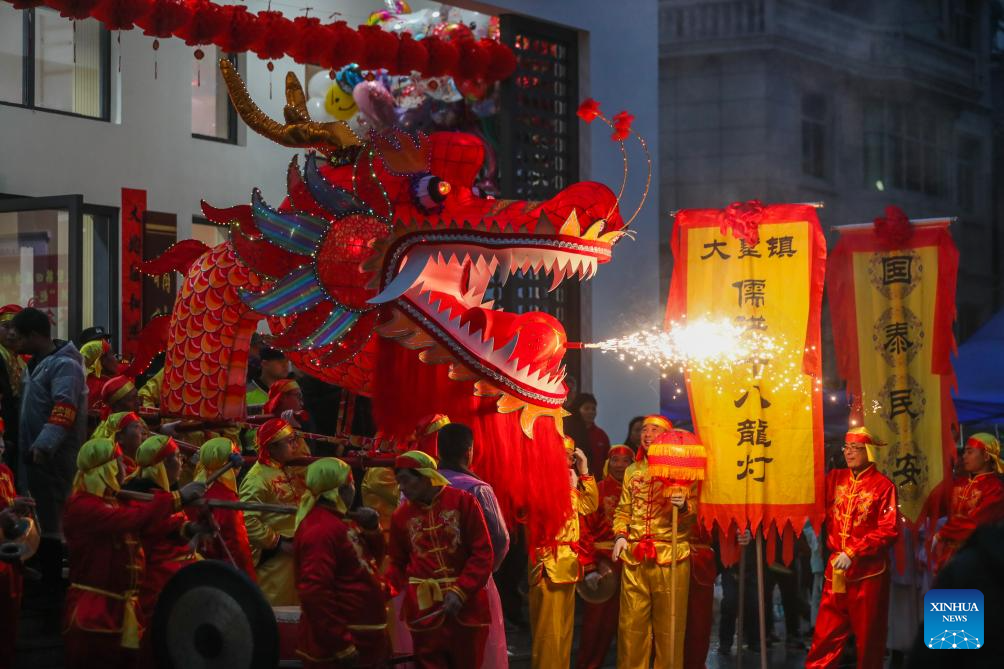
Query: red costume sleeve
844 480 899 559
64 491 176 534
215 507 258 579
385 506 409 596
295 519 355 657
938 478 1004 543
449 493 493 604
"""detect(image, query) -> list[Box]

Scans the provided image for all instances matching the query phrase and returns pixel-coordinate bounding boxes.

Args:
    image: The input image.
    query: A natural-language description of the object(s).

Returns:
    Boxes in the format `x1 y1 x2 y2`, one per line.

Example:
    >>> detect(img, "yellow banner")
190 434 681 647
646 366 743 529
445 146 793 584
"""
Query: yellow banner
668 205 826 534
830 224 958 524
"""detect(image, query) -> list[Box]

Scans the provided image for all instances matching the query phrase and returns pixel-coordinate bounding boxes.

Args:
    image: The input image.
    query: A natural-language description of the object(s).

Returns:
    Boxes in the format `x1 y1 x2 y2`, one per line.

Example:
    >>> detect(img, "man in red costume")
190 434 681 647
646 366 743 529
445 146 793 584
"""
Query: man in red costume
576 444 633 669
62 438 205 669
387 450 494 668
122 435 201 619
932 432 1004 573
683 523 716 669
190 437 256 578
295 457 390 668
0 418 30 669
805 427 899 669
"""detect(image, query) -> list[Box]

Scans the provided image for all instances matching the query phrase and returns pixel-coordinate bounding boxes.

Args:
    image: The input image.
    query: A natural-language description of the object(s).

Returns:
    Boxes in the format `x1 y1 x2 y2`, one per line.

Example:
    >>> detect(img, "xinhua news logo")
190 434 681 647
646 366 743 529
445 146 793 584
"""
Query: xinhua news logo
923 589 984 650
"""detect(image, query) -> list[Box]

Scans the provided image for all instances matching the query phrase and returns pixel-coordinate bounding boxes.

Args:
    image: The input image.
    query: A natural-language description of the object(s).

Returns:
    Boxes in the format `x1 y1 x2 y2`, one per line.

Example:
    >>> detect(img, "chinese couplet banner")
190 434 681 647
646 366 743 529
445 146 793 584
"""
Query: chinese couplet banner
121 188 145 358
667 204 826 543
828 221 958 525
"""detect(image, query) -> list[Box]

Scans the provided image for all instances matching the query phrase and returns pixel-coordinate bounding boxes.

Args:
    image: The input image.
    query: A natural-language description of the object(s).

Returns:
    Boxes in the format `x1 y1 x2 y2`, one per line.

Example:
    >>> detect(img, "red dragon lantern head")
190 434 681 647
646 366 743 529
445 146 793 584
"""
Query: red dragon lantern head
159 61 646 542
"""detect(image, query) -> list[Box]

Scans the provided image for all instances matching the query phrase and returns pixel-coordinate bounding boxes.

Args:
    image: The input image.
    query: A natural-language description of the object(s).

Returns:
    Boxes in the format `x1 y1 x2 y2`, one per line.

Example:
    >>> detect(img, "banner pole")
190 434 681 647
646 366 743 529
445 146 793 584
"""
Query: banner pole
756 531 768 669
736 543 746 669
835 217 956 231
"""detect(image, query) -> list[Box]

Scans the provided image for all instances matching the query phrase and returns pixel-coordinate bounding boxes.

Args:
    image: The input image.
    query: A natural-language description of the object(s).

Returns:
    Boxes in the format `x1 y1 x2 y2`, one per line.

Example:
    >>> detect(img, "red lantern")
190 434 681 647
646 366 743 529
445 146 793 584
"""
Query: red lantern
251 9 294 61
358 24 398 71
173 0 223 46
483 38 516 82
454 38 489 81
394 32 428 75
135 0 190 38
327 21 361 70
92 0 150 30
287 16 328 66
45 0 100 20
213 4 260 54
423 36 458 77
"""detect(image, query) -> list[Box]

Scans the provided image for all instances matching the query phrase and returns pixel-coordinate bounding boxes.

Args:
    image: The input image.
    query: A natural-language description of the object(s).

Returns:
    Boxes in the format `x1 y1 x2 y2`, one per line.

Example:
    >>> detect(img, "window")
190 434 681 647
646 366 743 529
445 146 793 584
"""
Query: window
955 135 981 211
0 6 110 120
192 47 238 142
948 0 978 50
192 217 228 248
497 15 581 379
863 99 947 196
0 196 117 341
801 93 827 179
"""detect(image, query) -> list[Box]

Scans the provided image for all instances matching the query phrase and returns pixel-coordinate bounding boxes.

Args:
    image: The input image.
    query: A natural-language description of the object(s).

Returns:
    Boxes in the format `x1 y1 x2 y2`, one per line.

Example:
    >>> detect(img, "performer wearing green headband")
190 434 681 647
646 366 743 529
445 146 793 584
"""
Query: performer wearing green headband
294 458 389 668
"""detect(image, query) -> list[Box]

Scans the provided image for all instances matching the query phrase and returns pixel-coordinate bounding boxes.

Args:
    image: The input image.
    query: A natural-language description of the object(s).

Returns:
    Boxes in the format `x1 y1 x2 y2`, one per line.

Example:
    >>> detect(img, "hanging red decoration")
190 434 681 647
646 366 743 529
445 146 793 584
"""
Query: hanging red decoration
6 1 46 9
287 16 327 66
327 20 362 70
251 10 294 61
454 38 489 81
423 36 459 77
29 0 519 84
358 24 398 71
212 4 260 54
45 0 101 20
135 0 190 38
394 32 428 75
92 0 150 30
174 0 223 46
483 38 516 82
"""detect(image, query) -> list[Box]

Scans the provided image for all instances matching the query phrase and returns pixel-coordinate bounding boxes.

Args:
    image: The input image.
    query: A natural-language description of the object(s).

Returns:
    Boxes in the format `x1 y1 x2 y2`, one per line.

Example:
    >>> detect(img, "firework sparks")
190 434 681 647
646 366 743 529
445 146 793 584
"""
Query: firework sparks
583 318 818 398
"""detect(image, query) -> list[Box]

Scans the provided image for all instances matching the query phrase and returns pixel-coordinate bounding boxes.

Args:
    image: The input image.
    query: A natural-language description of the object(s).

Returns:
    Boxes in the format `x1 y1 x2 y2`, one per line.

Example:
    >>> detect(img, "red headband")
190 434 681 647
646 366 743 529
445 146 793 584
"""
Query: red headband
607 445 634 459
966 436 990 452
263 379 300 415
258 419 295 466
845 432 877 446
150 438 179 465
395 455 423 470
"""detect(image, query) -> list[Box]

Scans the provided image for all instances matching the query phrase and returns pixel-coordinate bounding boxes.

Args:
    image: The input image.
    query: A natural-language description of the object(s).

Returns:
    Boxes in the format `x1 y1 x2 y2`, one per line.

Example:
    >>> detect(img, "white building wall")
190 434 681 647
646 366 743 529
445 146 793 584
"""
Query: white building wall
0 0 661 435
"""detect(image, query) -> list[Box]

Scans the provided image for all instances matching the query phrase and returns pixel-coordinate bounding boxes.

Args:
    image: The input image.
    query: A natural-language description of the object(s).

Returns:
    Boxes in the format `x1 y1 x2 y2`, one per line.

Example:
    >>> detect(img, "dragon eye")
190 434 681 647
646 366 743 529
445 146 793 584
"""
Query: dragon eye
410 174 451 213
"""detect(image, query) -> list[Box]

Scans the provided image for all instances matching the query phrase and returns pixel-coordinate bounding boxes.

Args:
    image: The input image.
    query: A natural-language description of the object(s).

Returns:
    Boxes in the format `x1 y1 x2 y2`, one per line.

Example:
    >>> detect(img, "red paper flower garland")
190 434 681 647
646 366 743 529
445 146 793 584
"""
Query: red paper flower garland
8 0 517 83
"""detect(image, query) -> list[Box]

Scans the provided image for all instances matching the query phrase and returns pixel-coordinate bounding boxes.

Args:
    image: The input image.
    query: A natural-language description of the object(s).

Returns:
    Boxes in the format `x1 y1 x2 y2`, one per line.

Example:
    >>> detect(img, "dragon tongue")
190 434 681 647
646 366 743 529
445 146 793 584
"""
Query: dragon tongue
460 307 567 376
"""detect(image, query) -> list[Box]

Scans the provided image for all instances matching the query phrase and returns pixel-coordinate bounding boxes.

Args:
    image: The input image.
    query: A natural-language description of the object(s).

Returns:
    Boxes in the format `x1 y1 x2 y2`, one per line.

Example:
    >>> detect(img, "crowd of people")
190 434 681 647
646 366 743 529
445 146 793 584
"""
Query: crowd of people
0 305 1001 669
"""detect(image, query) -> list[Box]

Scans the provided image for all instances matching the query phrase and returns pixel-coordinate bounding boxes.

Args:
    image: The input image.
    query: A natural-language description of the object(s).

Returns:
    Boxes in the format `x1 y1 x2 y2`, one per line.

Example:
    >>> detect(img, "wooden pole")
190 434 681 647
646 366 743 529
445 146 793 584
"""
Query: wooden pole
670 504 679 666
736 545 746 669
755 532 768 669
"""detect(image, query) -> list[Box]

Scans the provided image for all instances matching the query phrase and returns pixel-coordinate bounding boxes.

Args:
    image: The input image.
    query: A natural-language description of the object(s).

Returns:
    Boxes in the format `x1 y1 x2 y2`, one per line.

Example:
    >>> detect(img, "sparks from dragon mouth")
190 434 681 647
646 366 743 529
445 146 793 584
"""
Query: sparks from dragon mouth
376 239 603 396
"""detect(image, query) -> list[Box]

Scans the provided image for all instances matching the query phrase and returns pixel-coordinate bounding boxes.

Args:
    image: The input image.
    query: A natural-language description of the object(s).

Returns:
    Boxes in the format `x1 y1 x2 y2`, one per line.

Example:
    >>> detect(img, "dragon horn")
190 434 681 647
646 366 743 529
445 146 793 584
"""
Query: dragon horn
219 59 361 151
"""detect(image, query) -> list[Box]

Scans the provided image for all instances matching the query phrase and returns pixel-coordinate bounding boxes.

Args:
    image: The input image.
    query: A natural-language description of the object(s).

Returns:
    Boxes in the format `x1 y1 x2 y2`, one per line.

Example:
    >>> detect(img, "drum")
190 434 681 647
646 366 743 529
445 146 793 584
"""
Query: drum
273 605 301 665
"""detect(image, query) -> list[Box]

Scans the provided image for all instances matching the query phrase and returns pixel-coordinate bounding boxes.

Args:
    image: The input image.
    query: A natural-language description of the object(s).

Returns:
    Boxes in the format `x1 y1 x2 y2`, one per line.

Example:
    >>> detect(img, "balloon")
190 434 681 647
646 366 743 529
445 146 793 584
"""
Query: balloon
307 71 335 100
306 97 335 123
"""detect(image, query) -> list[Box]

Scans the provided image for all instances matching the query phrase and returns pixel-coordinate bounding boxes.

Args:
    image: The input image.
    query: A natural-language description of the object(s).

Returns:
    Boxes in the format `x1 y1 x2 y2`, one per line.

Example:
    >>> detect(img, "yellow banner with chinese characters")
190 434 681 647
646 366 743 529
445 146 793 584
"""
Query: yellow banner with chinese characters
829 220 958 525
667 204 826 541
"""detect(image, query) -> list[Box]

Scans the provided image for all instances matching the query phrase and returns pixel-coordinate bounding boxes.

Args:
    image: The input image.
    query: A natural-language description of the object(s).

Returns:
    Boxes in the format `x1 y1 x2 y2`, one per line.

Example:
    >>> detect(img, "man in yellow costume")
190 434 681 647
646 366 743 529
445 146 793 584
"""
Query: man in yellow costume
239 417 307 605
613 429 705 669
529 436 598 668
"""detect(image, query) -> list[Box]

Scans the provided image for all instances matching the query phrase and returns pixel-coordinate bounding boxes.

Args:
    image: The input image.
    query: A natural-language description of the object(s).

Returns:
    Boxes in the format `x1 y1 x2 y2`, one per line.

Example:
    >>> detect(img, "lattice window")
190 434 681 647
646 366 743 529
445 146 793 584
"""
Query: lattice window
493 15 582 381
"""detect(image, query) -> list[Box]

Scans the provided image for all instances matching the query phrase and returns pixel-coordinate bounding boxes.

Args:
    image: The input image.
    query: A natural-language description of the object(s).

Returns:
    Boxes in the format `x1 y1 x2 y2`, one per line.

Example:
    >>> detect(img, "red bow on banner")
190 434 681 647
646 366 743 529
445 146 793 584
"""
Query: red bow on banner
611 111 634 141
873 205 913 248
719 199 766 246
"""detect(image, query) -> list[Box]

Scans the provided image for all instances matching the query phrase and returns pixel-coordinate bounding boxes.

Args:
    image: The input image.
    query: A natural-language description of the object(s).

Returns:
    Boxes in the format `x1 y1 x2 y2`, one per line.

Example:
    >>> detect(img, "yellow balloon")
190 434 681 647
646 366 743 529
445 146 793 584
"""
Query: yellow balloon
325 85 358 121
